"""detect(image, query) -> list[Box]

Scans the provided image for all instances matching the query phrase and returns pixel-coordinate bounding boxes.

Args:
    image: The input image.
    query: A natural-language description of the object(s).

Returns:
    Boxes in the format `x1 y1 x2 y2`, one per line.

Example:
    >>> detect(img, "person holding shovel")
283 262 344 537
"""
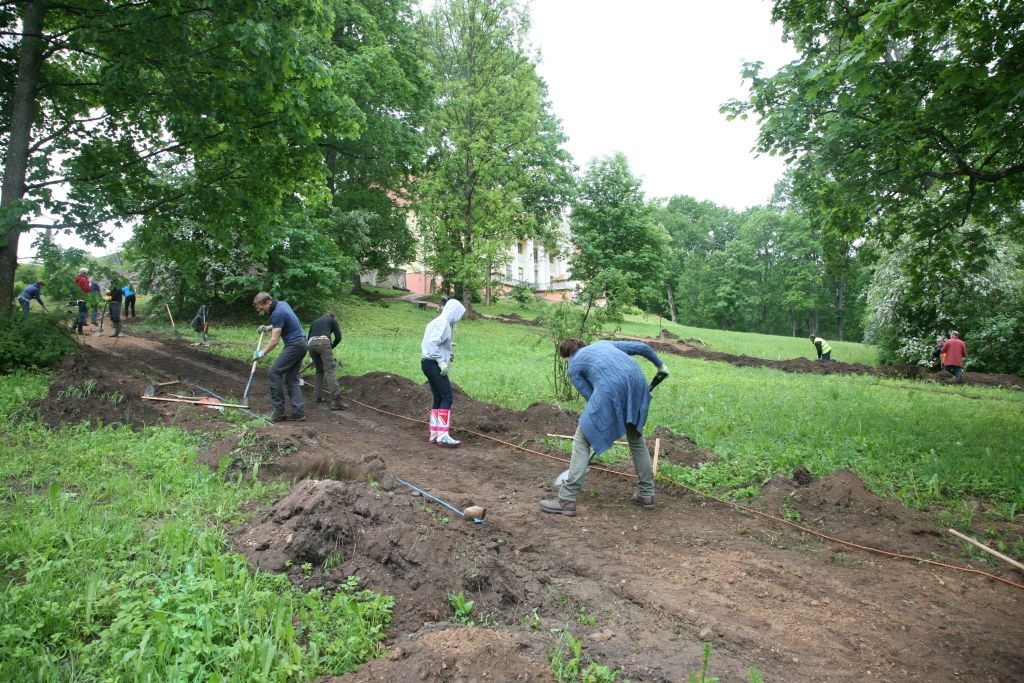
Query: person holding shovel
306 310 348 411
105 282 123 337
421 297 466 446
540 339 669 517
252 292 307 422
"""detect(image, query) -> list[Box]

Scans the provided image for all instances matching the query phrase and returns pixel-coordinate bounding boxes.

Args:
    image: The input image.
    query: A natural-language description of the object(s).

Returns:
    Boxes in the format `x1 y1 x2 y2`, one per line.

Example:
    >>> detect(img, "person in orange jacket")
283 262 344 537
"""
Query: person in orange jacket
941 331 967 378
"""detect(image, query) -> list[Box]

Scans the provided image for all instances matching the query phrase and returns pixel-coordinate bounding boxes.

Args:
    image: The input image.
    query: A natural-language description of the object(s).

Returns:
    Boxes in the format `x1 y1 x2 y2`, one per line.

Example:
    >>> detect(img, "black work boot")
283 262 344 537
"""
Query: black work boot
330 396 349 411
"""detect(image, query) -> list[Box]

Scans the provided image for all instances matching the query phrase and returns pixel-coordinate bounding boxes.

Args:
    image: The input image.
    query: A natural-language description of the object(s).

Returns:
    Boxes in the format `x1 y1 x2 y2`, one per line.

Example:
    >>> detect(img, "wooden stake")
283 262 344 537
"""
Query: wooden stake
165 303 176 332
652 437 661 478
948 528 1024 572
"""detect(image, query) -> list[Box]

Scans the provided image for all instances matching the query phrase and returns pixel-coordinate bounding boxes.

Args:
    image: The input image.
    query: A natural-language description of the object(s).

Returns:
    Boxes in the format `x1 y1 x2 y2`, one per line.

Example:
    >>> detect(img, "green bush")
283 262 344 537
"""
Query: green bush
0 315 76 374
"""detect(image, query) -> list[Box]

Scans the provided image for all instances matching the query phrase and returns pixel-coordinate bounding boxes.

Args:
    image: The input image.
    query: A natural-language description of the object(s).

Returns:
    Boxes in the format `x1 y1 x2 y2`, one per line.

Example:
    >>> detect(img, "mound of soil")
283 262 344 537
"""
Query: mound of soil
28 327 1024 682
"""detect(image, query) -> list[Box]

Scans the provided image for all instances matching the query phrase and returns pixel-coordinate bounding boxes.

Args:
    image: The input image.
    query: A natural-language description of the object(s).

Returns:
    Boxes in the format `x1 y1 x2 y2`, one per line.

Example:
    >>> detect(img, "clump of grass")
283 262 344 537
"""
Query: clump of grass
0 377 393 680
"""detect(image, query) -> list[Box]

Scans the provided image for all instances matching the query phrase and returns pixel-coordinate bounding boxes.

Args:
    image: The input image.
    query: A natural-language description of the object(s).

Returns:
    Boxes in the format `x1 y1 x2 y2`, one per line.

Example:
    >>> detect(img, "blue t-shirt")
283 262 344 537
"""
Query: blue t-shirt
270 300 306 345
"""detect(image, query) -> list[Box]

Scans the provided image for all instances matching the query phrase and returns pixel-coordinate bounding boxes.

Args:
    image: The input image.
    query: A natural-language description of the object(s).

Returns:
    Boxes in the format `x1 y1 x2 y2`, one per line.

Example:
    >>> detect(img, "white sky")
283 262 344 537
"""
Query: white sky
21 0 795 261
527 0 796 208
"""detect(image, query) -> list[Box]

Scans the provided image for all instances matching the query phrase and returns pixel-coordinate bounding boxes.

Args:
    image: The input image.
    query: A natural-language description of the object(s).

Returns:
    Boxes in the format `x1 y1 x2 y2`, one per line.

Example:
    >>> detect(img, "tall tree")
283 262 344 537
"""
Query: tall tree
723 0 1024 263
653 196 741 325
1 0 368 314
417 0 575 309
323 0 431 292
570 153 669 313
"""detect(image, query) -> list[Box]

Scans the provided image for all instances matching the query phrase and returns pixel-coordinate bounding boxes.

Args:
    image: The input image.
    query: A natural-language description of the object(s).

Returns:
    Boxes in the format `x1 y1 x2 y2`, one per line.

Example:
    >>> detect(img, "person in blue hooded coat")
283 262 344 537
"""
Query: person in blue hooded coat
541 339 669 517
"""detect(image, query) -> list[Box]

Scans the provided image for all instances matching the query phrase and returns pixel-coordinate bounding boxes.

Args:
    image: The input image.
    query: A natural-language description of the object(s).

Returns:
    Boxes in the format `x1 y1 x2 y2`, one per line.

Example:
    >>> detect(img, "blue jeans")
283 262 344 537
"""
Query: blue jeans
269 341 307 416
18 297 30 316
421 358 453 409
557 424 654 502
945 365 963 378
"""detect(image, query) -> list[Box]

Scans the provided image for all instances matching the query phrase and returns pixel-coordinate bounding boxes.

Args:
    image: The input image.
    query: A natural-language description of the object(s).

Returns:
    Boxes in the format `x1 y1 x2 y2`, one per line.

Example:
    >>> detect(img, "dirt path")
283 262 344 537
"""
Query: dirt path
37 328 1024 682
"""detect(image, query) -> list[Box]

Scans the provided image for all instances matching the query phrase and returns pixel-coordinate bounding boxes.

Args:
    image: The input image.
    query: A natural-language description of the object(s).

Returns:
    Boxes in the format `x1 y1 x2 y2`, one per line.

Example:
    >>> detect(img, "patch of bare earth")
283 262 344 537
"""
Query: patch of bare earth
30 325 1023 682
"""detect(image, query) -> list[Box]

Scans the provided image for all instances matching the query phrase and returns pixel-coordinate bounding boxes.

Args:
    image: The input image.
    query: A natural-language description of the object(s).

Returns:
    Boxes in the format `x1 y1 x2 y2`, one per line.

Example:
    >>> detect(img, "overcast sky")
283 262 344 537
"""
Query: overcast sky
527 0 796 209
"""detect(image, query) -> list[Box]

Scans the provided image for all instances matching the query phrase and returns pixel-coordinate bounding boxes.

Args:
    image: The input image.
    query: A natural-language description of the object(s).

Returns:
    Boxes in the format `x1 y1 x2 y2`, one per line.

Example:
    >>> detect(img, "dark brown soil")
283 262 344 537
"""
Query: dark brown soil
33 326 1024 683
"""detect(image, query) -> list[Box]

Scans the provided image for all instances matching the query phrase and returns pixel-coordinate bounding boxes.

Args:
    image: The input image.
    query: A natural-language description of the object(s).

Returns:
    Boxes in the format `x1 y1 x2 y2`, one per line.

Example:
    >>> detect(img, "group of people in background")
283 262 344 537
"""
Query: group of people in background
932 331 968 378
63 268 138 336
17 267 137 340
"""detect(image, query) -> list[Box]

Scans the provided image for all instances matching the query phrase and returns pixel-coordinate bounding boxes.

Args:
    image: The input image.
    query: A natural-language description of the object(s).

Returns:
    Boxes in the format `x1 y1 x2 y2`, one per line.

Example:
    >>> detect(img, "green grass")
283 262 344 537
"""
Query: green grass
2 290 1022 679
339 295 1020 519
614 311 879 366
470 296 880 365
0 375 393 681
134 292 1022 531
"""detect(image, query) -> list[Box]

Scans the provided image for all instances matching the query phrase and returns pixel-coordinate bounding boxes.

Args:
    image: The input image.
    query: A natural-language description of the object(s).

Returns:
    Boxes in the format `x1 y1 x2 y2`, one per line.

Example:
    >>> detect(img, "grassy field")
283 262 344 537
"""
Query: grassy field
152 292 1022 524
478 298 880 365
3 291 1022 678
335 294 1023 525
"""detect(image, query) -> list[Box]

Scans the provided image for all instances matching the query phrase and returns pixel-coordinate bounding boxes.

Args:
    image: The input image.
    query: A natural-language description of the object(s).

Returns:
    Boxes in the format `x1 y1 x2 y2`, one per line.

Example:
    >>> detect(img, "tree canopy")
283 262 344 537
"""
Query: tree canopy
723 0 1024 263
569 153 669 314
2 0 407 312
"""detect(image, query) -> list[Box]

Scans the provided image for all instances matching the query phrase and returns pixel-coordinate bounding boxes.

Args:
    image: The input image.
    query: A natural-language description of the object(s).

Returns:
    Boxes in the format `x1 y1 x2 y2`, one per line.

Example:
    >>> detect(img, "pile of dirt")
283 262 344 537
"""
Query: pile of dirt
24 329 1024 682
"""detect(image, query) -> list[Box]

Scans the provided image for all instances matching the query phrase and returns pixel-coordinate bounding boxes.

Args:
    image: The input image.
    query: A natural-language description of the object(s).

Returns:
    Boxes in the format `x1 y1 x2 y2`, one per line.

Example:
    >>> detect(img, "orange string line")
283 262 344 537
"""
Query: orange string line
347 397 1024 590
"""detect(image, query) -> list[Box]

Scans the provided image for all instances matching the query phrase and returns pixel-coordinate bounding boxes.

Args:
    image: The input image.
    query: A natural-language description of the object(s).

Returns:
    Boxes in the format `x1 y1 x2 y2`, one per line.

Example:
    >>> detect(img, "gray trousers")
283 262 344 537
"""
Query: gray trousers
269 341 307 415
558 423 654 502
307 337 340 401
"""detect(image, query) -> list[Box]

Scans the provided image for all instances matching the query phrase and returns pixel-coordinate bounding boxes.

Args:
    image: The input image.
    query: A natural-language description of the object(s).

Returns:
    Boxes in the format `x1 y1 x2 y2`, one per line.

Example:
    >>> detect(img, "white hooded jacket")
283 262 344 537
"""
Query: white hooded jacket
421 299 466 362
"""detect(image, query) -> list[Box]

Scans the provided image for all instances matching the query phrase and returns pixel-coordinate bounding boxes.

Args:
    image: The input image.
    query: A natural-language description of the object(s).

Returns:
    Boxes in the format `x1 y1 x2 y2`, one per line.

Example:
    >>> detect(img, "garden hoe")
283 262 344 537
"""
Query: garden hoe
241 327 267 407
553 370 669 487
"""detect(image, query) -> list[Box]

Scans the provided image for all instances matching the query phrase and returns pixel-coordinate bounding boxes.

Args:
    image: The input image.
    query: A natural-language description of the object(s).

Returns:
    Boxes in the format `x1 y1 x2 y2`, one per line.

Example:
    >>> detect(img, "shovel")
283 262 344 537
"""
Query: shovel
141 395 249 409
553 370 669 487
142 377 181 397
91 303 108 336
241 327 267 406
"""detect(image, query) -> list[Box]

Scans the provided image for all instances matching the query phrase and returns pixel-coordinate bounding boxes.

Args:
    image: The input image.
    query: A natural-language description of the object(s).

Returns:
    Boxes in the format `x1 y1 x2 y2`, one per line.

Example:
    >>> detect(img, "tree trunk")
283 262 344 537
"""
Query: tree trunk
665 284 677 323
834 275 846 341
0 1 46 315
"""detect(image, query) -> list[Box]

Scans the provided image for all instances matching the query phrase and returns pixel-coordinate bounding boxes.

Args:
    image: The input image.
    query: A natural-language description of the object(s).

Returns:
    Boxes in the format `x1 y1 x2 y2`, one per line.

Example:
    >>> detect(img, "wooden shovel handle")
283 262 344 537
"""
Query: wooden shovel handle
141 395 249 409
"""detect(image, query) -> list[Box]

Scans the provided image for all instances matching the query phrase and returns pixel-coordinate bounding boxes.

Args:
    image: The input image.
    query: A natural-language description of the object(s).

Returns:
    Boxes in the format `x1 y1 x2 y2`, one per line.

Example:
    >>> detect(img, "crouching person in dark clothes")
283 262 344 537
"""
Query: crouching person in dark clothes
253 292 307 423
307 310 348 410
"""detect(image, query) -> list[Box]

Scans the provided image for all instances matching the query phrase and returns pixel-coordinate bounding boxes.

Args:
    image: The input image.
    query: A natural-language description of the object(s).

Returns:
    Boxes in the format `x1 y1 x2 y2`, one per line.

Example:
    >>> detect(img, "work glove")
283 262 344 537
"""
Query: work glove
257 324 270 333
658 363 669 375
438 360 449 376
252 350 264 361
